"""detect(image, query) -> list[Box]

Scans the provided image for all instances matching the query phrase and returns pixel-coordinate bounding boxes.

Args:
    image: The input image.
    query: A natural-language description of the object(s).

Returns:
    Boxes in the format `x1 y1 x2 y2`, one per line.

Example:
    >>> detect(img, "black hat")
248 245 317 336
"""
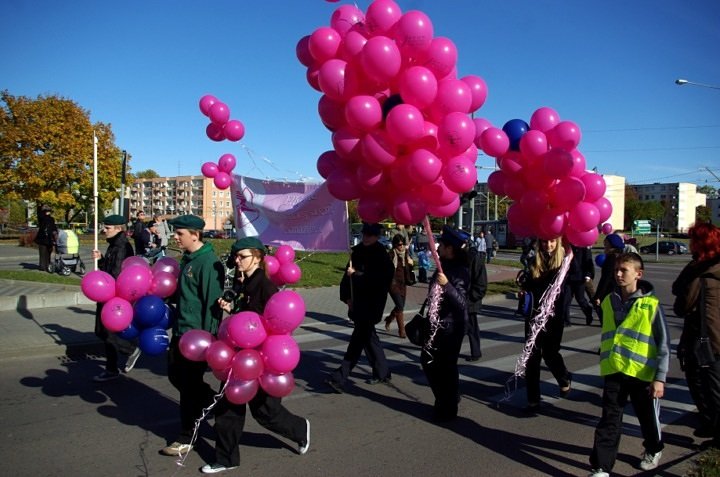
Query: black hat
168 215 205 230
230 237 266 255
438 225 470 249
361 222 382 236
103 214 126 226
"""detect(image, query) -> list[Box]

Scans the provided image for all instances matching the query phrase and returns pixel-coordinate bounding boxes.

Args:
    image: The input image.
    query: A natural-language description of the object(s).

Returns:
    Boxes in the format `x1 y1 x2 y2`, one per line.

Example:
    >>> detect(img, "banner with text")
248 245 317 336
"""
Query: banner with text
231 176 349 251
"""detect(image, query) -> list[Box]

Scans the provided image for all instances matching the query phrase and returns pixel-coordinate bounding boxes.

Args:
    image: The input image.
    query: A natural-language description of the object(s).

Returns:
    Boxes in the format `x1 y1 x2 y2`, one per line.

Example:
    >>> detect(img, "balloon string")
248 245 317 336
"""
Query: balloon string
421 216 443 356
422 216 442 274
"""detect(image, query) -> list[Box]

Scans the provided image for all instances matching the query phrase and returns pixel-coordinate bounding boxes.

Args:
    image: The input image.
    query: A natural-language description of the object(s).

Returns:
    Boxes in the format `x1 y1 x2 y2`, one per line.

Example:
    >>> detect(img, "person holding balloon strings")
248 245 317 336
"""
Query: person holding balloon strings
90 214 140 382
200 236 309 474
160 215 225 457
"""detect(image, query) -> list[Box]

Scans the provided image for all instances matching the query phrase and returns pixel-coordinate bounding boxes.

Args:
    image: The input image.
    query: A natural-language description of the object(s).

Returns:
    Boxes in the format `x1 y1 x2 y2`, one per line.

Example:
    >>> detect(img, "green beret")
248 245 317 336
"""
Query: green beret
168 215 205 230
230 237 266 255
103 214 126 226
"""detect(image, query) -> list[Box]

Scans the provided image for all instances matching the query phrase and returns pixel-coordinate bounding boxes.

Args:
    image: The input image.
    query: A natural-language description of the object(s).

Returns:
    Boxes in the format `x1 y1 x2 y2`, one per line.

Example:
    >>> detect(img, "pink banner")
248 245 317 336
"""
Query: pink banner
231 176 349 252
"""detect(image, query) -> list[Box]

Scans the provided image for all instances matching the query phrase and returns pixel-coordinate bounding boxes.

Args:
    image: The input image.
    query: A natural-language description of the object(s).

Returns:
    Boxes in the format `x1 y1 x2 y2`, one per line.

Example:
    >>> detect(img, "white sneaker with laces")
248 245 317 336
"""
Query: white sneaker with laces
201 463 238 474
588 469 609 477
639 450 662 470
298 419 310 455
160 441 192 456
124 348 142 373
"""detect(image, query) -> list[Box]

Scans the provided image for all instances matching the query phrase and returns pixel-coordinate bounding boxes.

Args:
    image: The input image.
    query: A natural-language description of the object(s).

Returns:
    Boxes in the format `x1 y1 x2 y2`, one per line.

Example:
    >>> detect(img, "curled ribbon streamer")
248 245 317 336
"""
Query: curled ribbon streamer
421 216 444 354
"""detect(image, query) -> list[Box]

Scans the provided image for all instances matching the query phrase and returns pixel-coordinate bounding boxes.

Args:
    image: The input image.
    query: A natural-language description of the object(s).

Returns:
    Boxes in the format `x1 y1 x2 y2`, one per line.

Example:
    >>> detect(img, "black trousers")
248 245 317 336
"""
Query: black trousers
564 281 593 322
466 312 482 358
421 328 464 419
38 244 52 271
94 303 136 373
214 389 306 467
524 314 571 403
167 337 216 442
590 373 664 471
683 353 720 446
330 320 390 387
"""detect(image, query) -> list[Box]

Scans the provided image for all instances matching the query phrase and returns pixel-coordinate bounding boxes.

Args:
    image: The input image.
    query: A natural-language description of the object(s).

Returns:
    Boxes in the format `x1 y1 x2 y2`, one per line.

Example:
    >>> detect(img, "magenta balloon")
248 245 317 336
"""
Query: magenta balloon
580 172 607 202
275 245 295 264
361 35 402 84
263 255 280 277
231 348 265 381
206 340 235 372
295 35 314 67
341 29 368 62
569 149 587 177
361 130 397 168
201 161 219 178
549 177 586 211
568 201 600 232
389 192 425 225
358 195 389 223
356 163 384 190
543 148 574 179
259 372 296 398
438 111 476 156
331 4 365 37
331 128 361 159
150 271 177 299
394 10 434 56
308 26 342 64
487 170 507 196
279 262 301 285
81 270 116 303
529 107 560 133
179 329 215 362
261 335 300 374
427 195 460 218
316 150 340 179
413 120 439 151
443 156 477 193
213 366 231 382
318 95 347 132
566 226 599 248
519 130 548 159
406 149 442 185
206 122 225 142
225 378 259 405
306 65 321 92
398 66 438 109
461 75 488 113
538 209 568 240
504 175 526 201
420 179 456 206
223 120 245 142
422 37 457 81
218 154 237 173
264 290 306 335
209 102 230 125
601 223 614 235
217 318 233 346
116 265 152 302
101 297 134 332
152 257 180 277
550 120 582 150
499 153 523 176
227 311 268 349
385 103 424 145
480 127 510 158
318 58 349 101
364 0 402 37
199 94 219 117
519 189 550 215
472 118 493 148
345 95 382 132
432 78 472 116
214 172 232 190
507 204 534 238
594 197 613 223
327 167 362 201
122 255 150 270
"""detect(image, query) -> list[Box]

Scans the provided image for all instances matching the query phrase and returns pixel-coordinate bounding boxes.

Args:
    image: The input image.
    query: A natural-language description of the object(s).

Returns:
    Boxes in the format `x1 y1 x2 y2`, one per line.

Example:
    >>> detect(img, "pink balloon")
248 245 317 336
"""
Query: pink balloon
263 255 280 277
569 149 587 177
394 10 434 57
594 197 613 223
316 150 340 179
331 128 361 160
580 172 607 202
407 149 442 185
345 95 382 132
385 103 424 145
443 156 477 193
116 265 153 302
549 177 586 211
543 148 574 179
179 329 215 362
330 4 365 37
361 35 402 84
499 152 524 176
340 29 368 62
427 195 460 218
81 270 116 303
152 257 180 277
263 290 306 335
218 154 237 173
318 58 350 101
550 121 582 150
413 120 439 151
201 161 219 178
213 366 231 382
487 170 507 196
519 189 550 215
327 166 362 201
431 78 472 117
357 195 389 223
122 255 150 270
261 335 301 374
275 245 295 264
206 123 225 142
199 95 219 117
223 120 245 142
507 204 536 238
306 65 321 92
461 75 488 112
565 226 599 248
318 95 347 132
364 0 402 37
438 111 476 156
519 130 548 159
149 271 177 299
259 372 296 398
209 102 230 125
529 107 560 133
279 262 301 285
225 378 259 405
601 223 614 235
422 37 457 81
295 35 313 67
214 172 232 190
472 118 493 148
398 66 438 109
392 193 427 225
356 163 384 190
227 311 268 349
101 297 134 332
480 127 510 158
568 201 600 232
206 340 235 372
232 348 265 381
308 26 342 64
420 179 456 206
217 318 233 346
538 209 568 240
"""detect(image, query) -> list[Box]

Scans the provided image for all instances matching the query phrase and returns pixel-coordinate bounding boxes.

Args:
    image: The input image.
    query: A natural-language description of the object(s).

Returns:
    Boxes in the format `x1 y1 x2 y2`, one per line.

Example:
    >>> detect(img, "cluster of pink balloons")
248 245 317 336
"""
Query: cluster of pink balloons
201 153 236 190
298 0 487 224
482 107 613 247
199 94 246 143
179 289 306 403
265 244 302 287
81 256 181 355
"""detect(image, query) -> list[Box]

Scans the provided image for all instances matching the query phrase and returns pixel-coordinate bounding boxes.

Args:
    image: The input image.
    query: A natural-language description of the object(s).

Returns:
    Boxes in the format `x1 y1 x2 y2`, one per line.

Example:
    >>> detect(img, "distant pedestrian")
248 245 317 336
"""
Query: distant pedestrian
563 245 595 326
593 234 625 316
384 234 413 338
484 229 495 263
476 231 487 262
131 210 146 254
34 205 58 272
417 248 430 283
465 238 487 361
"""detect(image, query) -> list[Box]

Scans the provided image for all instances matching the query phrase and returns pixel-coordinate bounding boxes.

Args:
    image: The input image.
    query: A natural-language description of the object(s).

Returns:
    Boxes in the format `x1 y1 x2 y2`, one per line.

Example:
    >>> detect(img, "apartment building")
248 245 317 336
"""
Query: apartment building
129 175 234 231
629 182 705 233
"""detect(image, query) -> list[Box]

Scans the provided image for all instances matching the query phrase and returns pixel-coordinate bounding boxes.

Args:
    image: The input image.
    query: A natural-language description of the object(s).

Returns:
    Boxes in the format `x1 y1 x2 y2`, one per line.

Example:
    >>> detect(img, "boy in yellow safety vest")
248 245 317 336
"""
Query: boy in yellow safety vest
588 252 670 477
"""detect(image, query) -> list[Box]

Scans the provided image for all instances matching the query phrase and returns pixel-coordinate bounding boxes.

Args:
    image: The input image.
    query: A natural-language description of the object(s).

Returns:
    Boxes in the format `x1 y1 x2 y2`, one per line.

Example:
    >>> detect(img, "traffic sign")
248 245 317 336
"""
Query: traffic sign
633 219 651 234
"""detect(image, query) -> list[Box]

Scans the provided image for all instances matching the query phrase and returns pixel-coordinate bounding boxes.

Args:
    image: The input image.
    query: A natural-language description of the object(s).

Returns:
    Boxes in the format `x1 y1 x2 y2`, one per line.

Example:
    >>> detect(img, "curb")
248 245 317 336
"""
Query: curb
0 341 104 361
0 290 93 312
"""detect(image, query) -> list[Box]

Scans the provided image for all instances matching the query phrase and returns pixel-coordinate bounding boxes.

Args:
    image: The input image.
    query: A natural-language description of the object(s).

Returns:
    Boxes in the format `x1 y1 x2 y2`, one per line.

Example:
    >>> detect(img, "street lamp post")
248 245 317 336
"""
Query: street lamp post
674 78 720 90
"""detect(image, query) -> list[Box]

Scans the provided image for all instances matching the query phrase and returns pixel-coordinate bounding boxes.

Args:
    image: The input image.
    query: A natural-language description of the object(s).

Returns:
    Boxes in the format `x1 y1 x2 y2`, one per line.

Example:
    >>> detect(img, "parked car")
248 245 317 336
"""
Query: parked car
639 241 688 255
203 230 226 239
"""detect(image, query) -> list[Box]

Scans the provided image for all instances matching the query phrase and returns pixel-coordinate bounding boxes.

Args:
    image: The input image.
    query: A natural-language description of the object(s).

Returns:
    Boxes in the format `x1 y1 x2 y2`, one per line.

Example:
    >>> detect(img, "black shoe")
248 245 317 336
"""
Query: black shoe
367 377 391 385
585 312 593 325
325 378 344 394
694 425 714 438
564 321 572 327
465 356 481 362
524 402 540 414
560 374 572 398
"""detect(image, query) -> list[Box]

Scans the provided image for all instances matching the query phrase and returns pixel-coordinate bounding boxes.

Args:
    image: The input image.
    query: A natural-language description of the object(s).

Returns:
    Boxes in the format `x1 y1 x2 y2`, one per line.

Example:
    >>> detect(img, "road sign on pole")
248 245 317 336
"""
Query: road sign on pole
633 219 652 235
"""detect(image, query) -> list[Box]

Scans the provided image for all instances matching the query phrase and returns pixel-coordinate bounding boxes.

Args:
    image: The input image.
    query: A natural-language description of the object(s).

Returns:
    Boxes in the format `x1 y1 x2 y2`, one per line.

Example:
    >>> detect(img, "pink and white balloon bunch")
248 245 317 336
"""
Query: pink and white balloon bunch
482 106 613 247
178 289 306 404
81 256 181 355
199 94 246 143
201 153 237 190
298 0 488 225
264 244 302 287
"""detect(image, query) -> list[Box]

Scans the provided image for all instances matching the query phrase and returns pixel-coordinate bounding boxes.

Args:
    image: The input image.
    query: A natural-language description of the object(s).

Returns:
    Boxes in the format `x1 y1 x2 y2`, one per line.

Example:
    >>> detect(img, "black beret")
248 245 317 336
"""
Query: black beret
168 215 205 230
103 214 126 226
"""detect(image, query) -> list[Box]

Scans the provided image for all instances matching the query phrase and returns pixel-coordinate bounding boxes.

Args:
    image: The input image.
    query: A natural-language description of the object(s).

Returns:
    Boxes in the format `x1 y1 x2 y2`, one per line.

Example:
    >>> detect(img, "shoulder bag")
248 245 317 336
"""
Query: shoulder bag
406 299 430 346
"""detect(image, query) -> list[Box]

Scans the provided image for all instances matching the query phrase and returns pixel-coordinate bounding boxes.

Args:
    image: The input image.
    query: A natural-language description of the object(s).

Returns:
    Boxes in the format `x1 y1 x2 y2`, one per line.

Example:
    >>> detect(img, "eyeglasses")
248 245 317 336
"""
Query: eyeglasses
236 254 253 261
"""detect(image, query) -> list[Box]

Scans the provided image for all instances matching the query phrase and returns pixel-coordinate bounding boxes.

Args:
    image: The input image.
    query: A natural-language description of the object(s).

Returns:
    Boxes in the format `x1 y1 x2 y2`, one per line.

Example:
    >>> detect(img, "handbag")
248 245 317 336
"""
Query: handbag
405 264 416 285
694 277 718 367
406 299 430 347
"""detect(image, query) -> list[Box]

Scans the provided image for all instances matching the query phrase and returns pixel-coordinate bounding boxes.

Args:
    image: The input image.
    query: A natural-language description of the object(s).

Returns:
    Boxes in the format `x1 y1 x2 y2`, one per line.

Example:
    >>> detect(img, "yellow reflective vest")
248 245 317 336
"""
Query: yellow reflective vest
599 295 659 382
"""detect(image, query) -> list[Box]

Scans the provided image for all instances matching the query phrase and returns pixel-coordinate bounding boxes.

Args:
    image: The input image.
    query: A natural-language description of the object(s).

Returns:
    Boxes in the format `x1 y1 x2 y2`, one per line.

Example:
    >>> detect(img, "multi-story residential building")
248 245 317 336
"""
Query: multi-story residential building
629 182 705 233
709 198 720 226
129 175 234 231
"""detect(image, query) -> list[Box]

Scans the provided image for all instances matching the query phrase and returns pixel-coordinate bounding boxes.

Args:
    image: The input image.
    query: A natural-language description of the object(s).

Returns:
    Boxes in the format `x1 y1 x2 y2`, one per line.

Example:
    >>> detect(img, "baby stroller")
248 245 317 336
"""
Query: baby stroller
49 229 86 276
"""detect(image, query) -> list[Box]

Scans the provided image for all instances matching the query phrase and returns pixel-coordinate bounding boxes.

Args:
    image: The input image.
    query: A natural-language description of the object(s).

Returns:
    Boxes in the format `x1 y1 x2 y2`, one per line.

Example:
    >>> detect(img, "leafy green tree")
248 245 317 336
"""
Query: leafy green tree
696 205 711 223
698 185 718 199
0 91 123 224
134 169 160 179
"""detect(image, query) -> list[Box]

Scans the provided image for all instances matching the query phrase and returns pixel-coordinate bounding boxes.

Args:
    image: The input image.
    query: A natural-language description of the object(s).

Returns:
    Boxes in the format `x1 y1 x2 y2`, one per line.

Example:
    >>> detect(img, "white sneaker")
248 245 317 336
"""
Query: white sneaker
160 441 192 456
201 463 238 474
639 450 662 470
124 348 142 373
298 419 310 455
588 469 609 477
